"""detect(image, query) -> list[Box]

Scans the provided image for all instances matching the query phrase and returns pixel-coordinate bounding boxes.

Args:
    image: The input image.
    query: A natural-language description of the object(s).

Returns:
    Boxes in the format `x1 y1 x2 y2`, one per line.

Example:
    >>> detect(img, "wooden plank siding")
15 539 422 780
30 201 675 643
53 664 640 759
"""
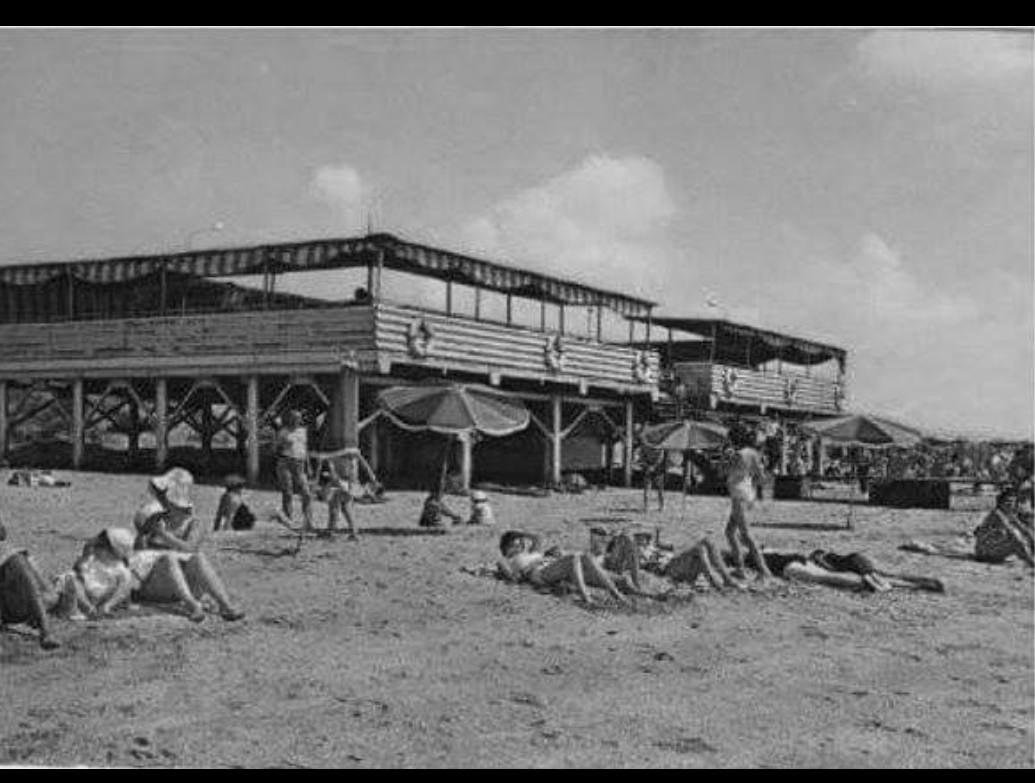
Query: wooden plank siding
375 304 658 394
0 307 378 377
0 303 659 395
673 361 843 415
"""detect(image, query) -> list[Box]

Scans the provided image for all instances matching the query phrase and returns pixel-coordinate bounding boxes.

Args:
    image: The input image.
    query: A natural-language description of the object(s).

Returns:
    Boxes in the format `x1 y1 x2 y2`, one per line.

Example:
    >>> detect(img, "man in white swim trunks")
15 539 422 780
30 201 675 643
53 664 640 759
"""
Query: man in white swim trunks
724 423 773 583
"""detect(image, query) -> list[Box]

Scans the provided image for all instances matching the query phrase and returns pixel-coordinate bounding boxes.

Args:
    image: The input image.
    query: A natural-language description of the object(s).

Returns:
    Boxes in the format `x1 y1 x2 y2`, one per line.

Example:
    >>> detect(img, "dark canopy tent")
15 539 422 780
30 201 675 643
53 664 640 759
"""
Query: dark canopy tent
0 233 655 324
634 316 846 373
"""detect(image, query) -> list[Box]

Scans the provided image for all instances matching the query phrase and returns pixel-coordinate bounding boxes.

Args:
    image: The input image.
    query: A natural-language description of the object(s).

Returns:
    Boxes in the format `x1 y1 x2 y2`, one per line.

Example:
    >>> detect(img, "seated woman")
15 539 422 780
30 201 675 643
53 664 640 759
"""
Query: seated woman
133 468 245 622
496 530 630 606
900 488 1034 567
613 530 745 592
0 517 65 649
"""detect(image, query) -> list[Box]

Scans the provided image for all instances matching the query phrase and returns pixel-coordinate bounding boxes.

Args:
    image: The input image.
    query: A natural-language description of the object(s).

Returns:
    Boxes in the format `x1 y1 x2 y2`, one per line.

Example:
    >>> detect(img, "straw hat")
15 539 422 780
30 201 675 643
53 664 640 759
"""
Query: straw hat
99 527 136 563
149 468 194 510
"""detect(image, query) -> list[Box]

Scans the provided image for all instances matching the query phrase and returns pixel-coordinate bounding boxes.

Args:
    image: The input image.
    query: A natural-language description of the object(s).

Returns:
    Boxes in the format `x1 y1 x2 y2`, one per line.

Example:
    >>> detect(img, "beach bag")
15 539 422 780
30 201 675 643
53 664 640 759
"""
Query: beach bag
231 503 257 531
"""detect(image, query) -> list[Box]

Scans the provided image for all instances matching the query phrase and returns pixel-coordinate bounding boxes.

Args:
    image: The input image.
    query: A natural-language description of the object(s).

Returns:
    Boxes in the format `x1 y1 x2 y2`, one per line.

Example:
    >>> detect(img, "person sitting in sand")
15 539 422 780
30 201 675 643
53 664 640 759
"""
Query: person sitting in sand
212 474 257 532
724 424 774 583
419 488 464 529
587 528 650 596
496 530 630 606
133 468 245 622
900 488 1034 568
467 490 495 526
0 515 66 649
56 527 139 619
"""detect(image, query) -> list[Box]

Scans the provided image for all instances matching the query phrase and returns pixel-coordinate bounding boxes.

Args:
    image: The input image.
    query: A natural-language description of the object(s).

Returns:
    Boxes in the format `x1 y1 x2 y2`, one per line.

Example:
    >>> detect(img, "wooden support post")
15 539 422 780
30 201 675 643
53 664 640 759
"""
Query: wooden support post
551 394 563 488
201 403 214 463
246 375 259 484
72 378 84 470
474 287 481 321
596 306 602 342
624 398 634 488
340 367 360 449
155 378 168 471
127 397 140 464
459 431 472 492
506 294 513 326
0 380 7 460
368 420 380 477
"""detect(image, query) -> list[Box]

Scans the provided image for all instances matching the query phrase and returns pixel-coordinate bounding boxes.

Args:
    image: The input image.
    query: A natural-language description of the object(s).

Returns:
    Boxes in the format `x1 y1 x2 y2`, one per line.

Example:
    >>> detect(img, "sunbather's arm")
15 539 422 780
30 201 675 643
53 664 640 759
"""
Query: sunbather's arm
97 570 135 616
496 557 521 582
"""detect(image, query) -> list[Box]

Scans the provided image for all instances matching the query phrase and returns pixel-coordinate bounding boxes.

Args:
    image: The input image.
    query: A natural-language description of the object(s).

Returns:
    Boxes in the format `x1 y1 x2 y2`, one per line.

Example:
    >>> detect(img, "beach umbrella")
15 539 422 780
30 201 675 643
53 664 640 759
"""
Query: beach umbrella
377 383 531 490
639 419 728 452
377 383 530 437
800 414 923 448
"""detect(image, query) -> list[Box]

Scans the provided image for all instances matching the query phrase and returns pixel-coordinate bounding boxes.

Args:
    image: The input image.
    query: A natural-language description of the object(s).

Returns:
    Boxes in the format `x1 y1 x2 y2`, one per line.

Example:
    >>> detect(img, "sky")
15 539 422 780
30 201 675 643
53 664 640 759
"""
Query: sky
0 27 1031 439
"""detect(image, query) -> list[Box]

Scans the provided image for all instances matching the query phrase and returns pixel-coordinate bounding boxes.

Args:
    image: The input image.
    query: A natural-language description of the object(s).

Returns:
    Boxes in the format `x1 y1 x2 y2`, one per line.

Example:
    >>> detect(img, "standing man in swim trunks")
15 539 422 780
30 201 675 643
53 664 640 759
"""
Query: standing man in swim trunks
724 423 773 583
275 410 314 532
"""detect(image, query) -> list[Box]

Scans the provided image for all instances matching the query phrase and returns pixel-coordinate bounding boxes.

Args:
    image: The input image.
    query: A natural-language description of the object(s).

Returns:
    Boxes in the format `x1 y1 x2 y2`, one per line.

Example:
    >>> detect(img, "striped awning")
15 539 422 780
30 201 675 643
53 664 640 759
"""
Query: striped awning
0 233 655 318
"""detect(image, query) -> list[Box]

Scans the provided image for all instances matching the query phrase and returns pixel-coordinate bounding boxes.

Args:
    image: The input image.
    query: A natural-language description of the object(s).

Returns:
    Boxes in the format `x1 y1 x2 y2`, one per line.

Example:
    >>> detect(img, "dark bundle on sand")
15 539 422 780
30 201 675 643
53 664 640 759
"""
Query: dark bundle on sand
473 482 550 498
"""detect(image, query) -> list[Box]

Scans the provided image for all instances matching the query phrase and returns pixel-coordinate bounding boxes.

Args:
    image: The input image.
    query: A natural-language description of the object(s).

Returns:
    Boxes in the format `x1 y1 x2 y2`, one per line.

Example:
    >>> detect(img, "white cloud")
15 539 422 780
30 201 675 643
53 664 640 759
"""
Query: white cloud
458 155 677 297
311 163 368 231
855 29 1031 92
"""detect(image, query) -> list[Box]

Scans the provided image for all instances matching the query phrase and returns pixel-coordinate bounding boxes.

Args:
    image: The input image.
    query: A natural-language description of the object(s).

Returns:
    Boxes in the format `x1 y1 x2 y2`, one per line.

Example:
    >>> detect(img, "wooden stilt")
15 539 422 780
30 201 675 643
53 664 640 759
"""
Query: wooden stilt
72 378 84 469
155 378 168 471
246 375 259 484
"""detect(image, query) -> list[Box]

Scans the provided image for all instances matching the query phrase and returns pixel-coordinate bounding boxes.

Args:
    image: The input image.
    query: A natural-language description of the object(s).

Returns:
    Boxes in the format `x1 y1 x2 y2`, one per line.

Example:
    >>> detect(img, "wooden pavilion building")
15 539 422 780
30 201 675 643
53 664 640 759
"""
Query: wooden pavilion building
640 316 848 421
0 233 660 489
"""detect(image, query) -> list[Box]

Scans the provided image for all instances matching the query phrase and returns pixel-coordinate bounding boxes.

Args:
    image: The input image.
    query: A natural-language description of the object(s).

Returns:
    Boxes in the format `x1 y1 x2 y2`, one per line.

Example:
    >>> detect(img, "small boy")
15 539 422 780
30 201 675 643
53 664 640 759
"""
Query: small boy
213 474 257 532
467 490 495 526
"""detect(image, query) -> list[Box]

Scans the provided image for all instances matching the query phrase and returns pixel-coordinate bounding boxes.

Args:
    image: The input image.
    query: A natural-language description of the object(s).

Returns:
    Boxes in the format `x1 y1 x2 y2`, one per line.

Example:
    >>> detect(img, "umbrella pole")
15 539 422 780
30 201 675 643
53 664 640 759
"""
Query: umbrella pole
438 436 453 494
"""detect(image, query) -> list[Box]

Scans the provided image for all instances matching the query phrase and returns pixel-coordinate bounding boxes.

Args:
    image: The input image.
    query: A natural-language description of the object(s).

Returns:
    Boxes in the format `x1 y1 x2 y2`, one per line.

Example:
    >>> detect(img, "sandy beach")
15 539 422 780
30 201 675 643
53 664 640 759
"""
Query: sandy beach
1 471 1032 769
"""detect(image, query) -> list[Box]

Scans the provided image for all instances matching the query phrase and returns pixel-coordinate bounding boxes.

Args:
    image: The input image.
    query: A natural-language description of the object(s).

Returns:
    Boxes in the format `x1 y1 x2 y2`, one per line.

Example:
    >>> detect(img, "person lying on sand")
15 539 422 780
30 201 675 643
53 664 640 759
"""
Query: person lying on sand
496 530 630 606
900 487 1034 568
0 516 65 649
592 528 745 593
133 469 244 622
741 548 944 593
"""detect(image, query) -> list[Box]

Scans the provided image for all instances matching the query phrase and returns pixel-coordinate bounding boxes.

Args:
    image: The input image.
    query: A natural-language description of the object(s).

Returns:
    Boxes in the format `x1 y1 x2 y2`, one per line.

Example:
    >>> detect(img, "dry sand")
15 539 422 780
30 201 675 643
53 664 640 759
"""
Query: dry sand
1 470 1032 768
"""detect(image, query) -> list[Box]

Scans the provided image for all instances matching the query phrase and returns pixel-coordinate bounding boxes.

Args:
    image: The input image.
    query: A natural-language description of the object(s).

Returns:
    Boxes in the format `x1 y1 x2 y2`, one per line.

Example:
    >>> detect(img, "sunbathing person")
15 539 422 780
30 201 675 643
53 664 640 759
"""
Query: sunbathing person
496 530 629 606
900 488 1034 567
0 517 65 649
133 469 245 622
608 529 746 592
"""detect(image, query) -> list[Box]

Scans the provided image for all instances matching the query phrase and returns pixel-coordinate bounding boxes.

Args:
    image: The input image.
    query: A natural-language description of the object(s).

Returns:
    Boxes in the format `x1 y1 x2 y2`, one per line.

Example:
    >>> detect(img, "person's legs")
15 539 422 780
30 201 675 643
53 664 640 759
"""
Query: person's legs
578 554 631 604
698 537 744 589
735 516 773 582
181 553 244 621
136 556 206 621
533 554 592 603
725 506 747 580
604 533 642 590
292 462 314 531
0 555 60 648
276 459 295 521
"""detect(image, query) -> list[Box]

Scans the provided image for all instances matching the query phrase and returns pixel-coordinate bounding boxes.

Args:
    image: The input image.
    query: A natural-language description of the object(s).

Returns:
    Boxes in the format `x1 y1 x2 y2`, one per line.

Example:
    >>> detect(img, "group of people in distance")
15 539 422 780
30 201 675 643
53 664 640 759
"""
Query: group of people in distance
1 467 245 650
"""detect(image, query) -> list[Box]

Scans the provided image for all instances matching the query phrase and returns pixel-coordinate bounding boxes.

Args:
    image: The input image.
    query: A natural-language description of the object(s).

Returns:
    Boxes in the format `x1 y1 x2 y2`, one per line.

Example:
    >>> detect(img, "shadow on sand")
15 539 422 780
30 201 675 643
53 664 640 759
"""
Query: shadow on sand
753 522 851 532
